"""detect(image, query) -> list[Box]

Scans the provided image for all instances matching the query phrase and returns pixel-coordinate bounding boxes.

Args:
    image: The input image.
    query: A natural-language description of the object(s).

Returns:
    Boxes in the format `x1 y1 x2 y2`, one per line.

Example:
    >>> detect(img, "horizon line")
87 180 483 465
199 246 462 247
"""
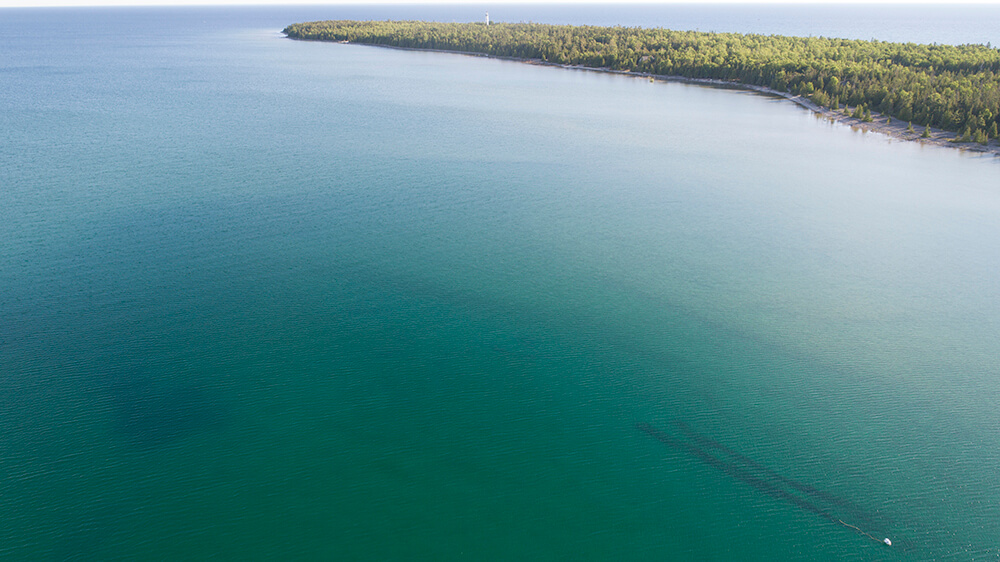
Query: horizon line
5 0 1000 8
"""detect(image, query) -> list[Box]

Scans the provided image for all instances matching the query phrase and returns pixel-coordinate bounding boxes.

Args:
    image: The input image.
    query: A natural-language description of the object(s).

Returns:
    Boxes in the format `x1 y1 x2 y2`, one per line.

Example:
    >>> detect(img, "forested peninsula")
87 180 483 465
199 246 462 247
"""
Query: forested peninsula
284 20 1000 150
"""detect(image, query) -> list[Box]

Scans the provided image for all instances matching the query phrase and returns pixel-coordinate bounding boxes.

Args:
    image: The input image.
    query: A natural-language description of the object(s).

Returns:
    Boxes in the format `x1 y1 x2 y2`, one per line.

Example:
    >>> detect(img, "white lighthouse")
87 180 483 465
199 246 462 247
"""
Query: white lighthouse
485 12 490 26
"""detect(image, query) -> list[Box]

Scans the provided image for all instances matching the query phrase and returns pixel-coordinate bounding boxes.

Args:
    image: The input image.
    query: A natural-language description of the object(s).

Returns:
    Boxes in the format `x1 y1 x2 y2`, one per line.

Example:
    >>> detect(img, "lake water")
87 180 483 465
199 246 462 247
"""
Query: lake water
2 5 1000 560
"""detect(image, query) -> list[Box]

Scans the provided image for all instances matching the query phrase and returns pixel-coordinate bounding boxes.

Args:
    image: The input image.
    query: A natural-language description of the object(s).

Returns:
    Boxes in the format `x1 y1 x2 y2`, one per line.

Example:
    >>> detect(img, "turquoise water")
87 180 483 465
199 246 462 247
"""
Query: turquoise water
3 7 1000 560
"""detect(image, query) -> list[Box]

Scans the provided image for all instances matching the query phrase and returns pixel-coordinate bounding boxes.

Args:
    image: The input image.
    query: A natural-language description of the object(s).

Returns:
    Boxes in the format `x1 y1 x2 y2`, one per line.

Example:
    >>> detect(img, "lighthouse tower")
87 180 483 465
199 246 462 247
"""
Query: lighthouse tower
485 12 490 26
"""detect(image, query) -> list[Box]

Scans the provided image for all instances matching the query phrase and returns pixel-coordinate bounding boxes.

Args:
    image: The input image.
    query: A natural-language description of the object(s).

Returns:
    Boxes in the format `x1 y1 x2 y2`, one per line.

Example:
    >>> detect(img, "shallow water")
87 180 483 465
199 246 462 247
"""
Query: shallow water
2 6 1000 560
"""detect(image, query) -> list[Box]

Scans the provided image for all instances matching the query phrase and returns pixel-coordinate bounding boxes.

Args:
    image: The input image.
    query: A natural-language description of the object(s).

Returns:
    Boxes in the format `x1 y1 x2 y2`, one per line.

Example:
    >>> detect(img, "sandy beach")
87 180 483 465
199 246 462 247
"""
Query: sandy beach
320 39 1000 158
532 61 1000 159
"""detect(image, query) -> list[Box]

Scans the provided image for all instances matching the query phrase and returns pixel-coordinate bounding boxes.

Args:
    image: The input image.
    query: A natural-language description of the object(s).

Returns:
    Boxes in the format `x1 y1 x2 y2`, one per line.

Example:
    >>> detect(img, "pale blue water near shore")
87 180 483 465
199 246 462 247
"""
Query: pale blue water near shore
3 5 1000 560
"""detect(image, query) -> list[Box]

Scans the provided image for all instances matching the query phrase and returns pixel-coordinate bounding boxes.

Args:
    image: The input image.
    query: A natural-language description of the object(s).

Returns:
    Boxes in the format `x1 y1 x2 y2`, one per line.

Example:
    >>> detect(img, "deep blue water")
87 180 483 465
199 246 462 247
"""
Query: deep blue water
2 5 1000 560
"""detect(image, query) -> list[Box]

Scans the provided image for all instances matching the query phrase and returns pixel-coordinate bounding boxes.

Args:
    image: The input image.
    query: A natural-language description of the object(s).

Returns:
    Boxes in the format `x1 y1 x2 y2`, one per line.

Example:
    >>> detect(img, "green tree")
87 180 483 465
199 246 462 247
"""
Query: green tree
283 20 1000 138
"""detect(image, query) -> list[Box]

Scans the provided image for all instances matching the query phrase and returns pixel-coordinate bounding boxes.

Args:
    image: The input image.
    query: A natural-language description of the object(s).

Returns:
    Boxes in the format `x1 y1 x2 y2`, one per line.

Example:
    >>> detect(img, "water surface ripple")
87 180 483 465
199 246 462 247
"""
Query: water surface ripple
2 6 1000 561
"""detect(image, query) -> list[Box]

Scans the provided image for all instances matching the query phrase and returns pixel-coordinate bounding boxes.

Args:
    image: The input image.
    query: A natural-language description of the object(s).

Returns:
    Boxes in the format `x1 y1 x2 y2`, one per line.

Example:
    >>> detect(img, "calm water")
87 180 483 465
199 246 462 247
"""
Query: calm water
2 6 1000 560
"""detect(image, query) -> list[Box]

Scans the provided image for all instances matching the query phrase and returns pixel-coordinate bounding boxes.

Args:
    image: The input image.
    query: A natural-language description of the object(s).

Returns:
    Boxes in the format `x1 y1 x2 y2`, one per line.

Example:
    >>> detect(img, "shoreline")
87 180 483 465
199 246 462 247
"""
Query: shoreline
294 37 1000 158
545 60 1000 158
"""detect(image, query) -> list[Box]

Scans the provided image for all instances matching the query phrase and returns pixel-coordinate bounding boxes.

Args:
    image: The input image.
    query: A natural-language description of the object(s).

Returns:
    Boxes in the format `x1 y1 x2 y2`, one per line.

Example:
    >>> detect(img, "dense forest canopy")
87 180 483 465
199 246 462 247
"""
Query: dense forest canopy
284 20 1000 141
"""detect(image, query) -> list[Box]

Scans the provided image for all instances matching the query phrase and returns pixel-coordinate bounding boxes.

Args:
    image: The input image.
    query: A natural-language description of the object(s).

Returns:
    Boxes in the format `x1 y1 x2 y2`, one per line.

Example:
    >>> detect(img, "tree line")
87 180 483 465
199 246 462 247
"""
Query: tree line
284 20 1000 141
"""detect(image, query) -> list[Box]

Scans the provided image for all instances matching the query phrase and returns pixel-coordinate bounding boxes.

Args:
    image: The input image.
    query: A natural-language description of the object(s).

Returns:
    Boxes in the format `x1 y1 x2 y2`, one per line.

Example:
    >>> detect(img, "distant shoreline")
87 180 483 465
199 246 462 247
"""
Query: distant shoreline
288 36 1000 158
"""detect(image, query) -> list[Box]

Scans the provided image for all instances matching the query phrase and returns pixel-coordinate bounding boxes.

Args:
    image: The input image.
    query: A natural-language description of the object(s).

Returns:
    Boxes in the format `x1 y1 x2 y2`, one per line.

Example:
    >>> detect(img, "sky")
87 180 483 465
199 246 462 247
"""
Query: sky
4 0 1000 7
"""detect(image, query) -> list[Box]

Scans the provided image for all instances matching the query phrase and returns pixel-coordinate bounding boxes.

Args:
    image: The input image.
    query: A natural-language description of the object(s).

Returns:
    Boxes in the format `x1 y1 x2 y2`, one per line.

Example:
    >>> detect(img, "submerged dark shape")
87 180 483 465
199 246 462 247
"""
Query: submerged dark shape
669 420 881 528
637 421 891 545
